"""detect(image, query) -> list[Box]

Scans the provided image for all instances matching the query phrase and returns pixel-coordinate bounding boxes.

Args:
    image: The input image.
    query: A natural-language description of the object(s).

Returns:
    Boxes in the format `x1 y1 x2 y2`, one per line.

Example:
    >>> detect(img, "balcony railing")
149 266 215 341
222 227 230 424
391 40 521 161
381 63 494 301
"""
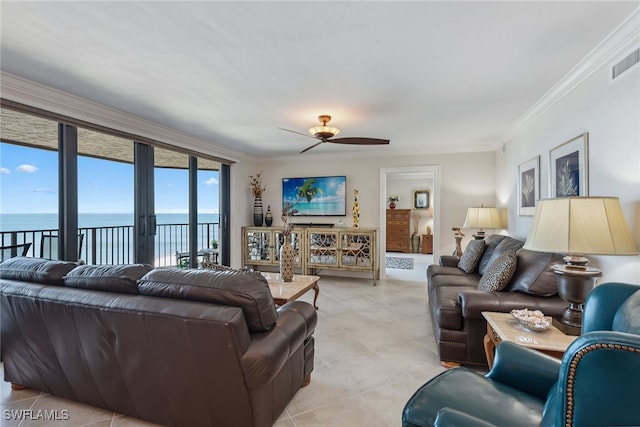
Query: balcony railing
0 222 219 267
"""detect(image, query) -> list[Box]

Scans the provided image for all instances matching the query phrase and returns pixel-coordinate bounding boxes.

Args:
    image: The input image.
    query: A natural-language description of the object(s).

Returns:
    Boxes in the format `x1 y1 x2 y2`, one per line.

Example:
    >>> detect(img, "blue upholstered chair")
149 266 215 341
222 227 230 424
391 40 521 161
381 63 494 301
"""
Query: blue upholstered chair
402 282 640 427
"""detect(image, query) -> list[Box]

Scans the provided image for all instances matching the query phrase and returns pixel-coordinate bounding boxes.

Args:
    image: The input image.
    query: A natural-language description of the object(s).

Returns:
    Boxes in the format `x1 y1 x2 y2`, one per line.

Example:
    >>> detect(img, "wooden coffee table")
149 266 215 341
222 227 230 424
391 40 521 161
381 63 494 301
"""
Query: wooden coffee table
261 272 320 310
482 311 576 368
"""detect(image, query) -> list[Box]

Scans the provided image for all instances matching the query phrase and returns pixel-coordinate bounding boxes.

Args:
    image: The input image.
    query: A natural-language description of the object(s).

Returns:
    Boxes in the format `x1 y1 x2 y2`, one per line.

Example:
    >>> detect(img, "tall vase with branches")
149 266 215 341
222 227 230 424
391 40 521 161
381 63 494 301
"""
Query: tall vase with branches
249 172 266 226
277 178 322 281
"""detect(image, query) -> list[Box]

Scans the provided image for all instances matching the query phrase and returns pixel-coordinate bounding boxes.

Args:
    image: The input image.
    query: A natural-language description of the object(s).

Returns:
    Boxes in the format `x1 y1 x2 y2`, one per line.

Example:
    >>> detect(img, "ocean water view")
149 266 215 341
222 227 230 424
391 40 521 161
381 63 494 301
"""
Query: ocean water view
0 213 219 231
0 213 220 266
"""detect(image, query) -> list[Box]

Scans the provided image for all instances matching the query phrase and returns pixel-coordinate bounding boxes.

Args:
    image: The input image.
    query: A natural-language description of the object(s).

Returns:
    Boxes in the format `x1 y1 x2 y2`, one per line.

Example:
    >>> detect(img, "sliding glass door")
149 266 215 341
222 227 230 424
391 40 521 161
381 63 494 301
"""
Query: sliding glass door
1 104 227 266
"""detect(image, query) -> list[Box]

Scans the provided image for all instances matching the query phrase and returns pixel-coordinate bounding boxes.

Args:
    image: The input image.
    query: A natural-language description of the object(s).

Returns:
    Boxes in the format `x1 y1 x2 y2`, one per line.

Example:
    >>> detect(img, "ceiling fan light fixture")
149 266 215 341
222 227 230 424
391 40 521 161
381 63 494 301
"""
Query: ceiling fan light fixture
309 114 340 139
309 125 340 138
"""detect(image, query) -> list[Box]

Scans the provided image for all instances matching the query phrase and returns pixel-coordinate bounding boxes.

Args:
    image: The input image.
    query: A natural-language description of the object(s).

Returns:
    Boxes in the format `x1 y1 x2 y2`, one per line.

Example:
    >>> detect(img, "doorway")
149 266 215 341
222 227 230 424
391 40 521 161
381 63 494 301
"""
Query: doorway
379 166 440 281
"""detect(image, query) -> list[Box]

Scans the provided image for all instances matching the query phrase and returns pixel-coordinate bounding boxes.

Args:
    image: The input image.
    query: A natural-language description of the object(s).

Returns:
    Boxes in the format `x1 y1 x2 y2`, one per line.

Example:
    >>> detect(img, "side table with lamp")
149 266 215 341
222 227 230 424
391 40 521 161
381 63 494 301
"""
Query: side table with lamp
523 197 638 335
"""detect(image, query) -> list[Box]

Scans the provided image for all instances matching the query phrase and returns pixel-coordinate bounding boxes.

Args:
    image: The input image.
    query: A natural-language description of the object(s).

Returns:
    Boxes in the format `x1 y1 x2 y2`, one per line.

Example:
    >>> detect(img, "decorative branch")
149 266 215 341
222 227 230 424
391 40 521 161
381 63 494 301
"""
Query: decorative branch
249 171 266 197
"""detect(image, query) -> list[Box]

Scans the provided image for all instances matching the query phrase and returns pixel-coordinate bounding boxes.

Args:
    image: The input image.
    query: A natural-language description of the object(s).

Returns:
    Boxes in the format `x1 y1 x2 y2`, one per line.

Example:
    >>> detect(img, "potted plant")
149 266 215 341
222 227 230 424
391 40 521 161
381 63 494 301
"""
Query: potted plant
388 195 399 209
211 239 218 250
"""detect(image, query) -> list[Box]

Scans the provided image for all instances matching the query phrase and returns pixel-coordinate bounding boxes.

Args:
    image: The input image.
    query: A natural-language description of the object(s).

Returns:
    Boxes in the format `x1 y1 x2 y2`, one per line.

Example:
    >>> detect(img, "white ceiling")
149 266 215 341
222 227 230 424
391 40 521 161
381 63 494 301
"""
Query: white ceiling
1 1 638 158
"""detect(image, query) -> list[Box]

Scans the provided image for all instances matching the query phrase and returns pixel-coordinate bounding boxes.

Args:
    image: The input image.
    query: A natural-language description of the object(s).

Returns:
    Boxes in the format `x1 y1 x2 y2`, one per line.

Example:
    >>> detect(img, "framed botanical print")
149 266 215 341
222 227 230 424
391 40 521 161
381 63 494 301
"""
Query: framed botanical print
518 156 539 216
413 189 430 209
549 133 589 197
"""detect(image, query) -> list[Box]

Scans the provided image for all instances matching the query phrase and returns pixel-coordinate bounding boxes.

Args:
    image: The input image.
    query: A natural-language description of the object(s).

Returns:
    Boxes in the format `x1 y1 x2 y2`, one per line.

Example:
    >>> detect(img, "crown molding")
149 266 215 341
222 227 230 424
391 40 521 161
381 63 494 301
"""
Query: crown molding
503 7 640 143
0 72 244 163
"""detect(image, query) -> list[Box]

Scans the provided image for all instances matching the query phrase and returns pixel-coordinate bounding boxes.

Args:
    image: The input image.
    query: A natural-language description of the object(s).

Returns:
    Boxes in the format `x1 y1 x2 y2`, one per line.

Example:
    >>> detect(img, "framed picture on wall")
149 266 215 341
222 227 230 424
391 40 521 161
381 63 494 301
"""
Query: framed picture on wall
549 133 589 197
413 189 430 209
518 156 539 216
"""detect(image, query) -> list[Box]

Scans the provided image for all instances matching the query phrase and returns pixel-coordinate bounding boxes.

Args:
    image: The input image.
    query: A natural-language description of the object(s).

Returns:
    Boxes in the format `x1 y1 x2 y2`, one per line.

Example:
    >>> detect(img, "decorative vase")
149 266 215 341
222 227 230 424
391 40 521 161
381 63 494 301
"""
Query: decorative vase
411 233 421 253
352 190 360 228
279 238 295 282
389 201 396 209
265 205 273 227
253 196 264 226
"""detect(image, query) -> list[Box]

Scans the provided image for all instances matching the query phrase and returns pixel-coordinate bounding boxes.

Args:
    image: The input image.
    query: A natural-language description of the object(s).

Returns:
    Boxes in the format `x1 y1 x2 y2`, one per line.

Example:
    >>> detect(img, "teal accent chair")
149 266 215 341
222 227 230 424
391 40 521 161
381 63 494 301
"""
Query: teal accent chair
402 282 640 427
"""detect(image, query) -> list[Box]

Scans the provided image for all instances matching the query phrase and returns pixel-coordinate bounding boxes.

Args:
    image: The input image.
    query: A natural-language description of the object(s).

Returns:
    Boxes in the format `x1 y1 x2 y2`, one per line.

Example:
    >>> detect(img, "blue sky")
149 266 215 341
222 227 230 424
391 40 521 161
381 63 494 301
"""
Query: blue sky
0 143 219 214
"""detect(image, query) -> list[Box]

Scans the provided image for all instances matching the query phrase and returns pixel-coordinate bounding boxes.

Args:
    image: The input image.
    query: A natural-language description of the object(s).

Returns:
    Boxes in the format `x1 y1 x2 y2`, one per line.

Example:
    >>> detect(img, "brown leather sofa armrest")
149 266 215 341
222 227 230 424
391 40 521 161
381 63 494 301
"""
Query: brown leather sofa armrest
458 291 502 319
241 301 316 388
440 255 460 267
277 300 317 338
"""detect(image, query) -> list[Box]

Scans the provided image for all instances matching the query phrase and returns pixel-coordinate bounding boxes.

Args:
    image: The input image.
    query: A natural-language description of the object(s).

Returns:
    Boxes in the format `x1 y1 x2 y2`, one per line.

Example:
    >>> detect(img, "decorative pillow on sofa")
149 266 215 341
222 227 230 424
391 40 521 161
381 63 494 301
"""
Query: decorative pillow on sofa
458 240 486 273
138 268 277 332
478 249 517 292
0 256 78 286
64 264 153 294
478 235 524 276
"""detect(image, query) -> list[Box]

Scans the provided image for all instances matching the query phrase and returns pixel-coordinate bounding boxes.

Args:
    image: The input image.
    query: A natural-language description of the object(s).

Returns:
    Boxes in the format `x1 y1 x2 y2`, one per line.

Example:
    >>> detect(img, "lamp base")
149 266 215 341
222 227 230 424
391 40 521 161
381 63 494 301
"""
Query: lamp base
552 317 581 336
472 230 486 240
551 263 602 337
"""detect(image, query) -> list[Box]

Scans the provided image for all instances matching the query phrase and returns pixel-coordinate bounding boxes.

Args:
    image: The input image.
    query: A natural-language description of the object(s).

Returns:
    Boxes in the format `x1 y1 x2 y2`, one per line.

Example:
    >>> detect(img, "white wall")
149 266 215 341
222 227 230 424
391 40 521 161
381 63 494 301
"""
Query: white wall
248 150 496 262
497 47 640 283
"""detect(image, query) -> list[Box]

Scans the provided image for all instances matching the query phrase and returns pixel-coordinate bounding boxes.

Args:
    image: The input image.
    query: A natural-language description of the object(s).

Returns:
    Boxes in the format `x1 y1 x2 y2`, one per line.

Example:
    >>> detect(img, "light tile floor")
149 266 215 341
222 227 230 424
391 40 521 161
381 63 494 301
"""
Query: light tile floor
0 273 447 427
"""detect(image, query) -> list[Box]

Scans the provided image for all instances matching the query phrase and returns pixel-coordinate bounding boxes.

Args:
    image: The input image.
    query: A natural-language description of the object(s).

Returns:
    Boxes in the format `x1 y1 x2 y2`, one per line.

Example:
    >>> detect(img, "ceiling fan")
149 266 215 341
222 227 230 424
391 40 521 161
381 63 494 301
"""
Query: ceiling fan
278 115 390 153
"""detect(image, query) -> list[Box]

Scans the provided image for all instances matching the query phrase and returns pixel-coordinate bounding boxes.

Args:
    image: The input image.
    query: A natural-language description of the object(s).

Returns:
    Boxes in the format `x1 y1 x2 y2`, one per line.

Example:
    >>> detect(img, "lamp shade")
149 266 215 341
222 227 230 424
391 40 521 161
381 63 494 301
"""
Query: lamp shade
463 207 502 229
523 197 638 255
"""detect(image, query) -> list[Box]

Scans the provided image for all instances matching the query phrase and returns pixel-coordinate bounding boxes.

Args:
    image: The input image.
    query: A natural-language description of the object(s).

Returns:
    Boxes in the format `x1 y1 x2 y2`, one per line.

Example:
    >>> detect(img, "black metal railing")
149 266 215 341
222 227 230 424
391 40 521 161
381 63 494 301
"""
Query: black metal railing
0 222 219 266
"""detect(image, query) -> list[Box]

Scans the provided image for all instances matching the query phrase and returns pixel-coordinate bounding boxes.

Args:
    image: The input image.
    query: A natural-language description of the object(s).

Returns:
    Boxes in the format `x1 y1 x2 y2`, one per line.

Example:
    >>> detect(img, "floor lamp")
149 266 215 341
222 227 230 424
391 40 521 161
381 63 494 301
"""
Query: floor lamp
523 197 638 335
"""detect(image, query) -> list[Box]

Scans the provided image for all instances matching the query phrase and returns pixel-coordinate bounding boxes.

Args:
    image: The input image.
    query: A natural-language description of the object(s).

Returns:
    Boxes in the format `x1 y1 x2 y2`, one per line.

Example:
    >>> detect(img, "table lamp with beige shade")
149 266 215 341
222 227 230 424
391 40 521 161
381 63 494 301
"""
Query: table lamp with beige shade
463 206 503 240
523 197 638 335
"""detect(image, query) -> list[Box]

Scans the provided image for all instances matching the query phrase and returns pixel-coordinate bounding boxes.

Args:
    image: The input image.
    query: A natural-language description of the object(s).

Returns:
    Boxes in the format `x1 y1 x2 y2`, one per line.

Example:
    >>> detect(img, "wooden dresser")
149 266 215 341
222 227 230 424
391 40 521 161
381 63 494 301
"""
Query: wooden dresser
386 209 411 253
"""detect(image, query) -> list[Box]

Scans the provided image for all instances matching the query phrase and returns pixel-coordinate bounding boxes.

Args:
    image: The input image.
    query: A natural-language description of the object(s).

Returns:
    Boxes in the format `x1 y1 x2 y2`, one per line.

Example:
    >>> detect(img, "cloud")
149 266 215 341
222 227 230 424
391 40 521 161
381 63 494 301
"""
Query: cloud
204 177 219 186
33 187 56 194
0 167 10 175
17 164 38 173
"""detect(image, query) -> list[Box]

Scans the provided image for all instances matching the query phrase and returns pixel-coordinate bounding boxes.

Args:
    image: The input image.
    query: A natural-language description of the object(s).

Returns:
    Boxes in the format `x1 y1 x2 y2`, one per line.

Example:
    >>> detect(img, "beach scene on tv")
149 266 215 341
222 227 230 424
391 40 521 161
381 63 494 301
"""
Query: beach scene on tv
282 176 346 216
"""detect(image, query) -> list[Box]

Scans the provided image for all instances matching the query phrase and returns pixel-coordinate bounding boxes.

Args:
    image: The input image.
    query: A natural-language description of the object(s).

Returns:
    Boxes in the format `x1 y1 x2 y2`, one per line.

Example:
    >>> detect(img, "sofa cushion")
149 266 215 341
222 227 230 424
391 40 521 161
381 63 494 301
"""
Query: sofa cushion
477 235 507 275
64 264 153 294
427 265 471 283
458 240 486 273
478 236 523 276
504 249 563 297
431 273 482 289
0 256 78 285
478 250 517 292
138 268 277 332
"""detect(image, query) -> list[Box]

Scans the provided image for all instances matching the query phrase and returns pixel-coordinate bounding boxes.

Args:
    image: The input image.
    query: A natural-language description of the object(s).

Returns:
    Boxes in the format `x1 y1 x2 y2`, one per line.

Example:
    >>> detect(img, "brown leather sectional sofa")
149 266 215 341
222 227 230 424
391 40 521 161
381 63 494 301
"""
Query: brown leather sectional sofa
428 234 568 367
0 257 316 427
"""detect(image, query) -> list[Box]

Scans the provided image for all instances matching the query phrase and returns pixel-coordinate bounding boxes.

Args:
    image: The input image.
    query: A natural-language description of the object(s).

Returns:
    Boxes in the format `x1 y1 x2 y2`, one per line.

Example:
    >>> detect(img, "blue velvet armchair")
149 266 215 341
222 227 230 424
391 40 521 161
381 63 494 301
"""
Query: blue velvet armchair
402 282 640 427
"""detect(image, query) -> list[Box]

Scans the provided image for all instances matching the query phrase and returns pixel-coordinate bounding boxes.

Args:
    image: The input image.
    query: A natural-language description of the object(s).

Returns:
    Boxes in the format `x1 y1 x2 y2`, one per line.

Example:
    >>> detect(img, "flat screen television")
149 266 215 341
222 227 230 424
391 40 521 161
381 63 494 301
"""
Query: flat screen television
282 175 346 216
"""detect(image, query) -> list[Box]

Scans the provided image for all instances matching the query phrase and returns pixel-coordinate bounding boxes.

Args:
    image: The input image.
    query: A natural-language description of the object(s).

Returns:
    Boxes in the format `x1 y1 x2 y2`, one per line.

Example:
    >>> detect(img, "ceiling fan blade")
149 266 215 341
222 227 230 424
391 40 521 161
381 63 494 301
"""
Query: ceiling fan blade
300 141 324 154
329 137 390 145
277 127 317 140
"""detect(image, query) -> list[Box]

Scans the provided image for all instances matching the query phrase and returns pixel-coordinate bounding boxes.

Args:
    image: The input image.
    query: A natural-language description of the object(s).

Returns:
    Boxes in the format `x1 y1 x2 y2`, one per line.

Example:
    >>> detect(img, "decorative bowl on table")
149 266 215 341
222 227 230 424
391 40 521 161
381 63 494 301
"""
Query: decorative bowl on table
510 308 552 332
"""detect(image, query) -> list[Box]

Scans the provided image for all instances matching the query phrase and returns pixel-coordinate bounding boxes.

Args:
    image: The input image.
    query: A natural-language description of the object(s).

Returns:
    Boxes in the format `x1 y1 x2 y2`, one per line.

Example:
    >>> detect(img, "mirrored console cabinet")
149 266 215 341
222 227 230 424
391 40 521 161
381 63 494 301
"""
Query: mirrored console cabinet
242 226 378 285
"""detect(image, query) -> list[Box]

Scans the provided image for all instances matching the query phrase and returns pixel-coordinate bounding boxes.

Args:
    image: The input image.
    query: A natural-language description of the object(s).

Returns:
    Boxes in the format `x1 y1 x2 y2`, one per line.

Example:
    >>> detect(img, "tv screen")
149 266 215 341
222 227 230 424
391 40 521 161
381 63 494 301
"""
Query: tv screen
282 176 346 216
